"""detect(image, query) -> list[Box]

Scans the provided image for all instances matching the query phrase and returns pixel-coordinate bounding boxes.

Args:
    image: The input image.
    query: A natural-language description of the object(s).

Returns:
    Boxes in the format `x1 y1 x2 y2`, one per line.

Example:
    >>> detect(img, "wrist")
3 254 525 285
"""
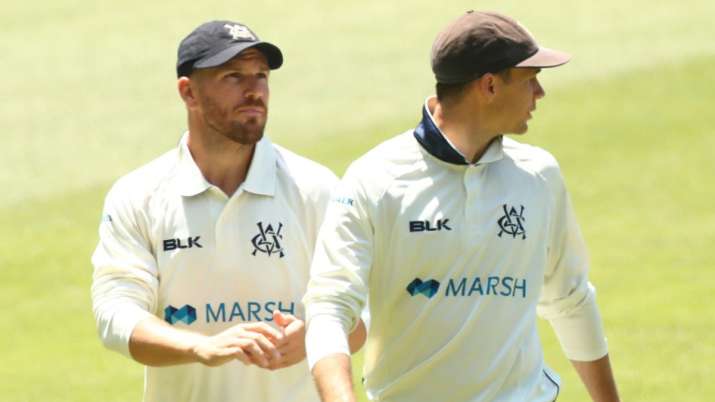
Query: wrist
184 332 210 363
312 354 355 402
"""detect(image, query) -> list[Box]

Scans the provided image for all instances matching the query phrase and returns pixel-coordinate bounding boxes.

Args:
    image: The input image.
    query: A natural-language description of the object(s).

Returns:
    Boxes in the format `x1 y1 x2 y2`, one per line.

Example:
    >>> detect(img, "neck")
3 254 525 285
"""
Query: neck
186 127 256 197
429 97 498 164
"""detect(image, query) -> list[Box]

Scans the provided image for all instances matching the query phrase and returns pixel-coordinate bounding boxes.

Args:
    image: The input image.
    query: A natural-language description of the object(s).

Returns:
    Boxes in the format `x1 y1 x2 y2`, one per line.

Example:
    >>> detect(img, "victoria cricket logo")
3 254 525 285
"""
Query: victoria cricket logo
497 204 526 239
224 24 256 41
251 222 285 257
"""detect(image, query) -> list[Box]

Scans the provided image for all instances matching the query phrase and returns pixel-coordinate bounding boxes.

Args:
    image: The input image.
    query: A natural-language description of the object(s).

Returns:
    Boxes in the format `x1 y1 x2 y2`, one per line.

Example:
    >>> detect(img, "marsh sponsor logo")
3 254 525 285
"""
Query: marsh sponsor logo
205 300 296 323
164 301 296 324
164 304 197 325
445 276 527 298
406 278 441 298
406 276 527 300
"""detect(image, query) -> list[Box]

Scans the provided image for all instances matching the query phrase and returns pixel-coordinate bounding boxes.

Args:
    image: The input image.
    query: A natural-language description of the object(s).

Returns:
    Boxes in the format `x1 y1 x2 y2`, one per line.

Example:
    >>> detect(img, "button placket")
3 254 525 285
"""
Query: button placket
214 188 243 257
464 165 486 247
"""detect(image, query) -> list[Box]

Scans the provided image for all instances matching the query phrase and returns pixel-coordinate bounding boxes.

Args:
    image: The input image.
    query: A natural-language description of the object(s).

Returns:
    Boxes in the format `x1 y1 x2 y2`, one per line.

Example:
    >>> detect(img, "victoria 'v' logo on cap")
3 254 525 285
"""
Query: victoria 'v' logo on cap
224 24 255 41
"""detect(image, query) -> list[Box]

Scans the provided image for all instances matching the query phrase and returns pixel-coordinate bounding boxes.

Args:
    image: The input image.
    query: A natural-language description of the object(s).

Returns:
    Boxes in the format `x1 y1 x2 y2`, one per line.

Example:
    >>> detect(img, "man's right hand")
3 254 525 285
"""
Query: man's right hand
128 317 284 368
192 322 284 367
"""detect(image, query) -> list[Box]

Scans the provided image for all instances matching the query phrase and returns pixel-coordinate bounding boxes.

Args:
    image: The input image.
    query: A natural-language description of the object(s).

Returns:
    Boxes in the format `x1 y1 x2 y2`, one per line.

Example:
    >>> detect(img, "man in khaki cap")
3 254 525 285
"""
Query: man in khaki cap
304 10 620 402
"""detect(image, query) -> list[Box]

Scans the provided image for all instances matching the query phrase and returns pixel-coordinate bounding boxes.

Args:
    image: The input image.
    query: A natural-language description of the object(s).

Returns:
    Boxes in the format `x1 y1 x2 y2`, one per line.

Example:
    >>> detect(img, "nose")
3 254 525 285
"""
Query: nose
245 76 268 103
533 78 545 100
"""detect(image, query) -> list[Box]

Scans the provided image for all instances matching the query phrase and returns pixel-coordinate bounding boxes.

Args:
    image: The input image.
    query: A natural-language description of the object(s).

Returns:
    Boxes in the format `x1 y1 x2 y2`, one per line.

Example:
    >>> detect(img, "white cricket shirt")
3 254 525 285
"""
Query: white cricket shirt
92 133 337 402
304 99 608 402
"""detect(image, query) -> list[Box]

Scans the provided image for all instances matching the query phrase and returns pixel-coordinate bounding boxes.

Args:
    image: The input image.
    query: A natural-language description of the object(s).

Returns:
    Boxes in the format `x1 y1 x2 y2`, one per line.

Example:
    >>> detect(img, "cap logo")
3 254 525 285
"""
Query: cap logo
224 24 256 41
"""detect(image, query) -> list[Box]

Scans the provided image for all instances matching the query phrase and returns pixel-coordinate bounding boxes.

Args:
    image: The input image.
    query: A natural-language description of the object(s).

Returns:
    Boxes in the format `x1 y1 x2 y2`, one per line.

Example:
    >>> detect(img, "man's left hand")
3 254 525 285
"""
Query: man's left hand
269 310 306 369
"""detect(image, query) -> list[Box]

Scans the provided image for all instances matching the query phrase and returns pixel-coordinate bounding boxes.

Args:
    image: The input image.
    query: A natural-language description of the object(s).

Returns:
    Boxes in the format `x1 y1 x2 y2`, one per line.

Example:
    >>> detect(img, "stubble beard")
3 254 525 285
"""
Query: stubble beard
221 117 266 145
202 96 267 145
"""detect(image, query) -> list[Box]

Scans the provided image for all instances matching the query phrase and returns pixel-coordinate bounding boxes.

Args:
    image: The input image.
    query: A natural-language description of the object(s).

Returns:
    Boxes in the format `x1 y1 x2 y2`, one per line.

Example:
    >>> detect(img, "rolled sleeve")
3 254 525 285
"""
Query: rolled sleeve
303 168 374 366
91 184 159 358
537 166 608 362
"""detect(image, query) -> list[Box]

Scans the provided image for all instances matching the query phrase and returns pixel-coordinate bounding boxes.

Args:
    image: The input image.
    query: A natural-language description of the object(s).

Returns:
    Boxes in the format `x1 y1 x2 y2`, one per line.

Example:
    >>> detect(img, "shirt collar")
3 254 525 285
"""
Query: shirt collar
176 133 211 197
413 97 504 166
175 133 277 197
242 135 277 197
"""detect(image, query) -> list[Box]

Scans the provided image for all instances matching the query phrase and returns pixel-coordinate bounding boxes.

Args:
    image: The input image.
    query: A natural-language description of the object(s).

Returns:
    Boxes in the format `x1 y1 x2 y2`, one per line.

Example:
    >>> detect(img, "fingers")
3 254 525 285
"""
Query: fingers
229 347 252 366
275 319 306 367
283 319 305 337
277 342 304 357
242 321 285 343
217 320 305 370
251 331 282 362
269 347 306 369
273 310 297 327
241 338 270 367
275 318 305 353
209 324 282 368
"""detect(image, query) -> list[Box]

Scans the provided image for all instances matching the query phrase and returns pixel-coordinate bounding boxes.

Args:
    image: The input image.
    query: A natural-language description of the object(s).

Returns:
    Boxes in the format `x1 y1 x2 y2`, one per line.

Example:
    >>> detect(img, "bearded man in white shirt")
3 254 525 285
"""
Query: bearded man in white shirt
91 19 365 402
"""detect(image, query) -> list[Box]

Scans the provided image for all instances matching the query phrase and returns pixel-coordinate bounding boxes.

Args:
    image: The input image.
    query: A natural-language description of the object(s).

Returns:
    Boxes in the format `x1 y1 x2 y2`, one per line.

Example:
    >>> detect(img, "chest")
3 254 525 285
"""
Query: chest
372 164 552 302
147 191 313 329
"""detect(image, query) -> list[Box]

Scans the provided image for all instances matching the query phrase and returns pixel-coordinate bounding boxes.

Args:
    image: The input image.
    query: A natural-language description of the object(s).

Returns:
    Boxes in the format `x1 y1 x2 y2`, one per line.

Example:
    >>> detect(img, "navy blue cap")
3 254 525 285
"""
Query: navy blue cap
177 20 283 77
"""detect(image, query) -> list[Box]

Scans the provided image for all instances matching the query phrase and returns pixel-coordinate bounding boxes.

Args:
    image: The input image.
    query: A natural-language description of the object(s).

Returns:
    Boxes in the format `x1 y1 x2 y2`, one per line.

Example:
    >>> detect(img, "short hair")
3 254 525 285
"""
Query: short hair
435 81 472 104
435 69 512 105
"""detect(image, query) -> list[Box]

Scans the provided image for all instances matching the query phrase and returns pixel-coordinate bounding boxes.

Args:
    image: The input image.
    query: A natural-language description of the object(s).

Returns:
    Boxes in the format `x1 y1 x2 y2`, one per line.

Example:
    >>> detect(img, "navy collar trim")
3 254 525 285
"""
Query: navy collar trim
413 103 469 165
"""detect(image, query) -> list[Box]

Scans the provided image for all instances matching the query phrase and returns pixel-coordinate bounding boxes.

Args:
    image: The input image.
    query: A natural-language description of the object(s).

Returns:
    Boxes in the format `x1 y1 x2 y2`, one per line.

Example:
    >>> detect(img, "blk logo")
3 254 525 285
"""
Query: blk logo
163 236 203 251
164 304 197 325
251 222 285 257
409 219 452 232
497 204 526 239
406 278 441 298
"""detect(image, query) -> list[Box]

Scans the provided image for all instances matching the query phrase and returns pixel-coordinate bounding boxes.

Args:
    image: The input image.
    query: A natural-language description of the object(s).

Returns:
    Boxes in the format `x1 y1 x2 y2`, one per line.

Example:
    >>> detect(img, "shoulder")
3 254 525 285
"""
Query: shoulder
343 131 422 193
272 143 338 197
105 148 179 210
502 137 563 183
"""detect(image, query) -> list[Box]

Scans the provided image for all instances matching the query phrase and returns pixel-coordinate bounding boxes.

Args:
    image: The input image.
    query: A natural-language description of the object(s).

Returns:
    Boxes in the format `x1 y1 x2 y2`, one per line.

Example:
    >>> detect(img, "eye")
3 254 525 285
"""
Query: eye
222 72 243 82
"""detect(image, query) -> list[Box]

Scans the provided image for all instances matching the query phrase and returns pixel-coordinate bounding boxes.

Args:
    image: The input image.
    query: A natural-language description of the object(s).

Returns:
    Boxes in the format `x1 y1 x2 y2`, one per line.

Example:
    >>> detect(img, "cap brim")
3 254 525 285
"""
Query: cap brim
194 41 283 70
516 47 571 68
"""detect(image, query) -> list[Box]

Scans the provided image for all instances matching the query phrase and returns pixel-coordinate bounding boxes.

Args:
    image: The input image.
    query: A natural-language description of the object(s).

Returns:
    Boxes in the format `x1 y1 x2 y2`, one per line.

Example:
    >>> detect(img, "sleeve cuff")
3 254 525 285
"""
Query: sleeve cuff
97 303 154 359
547 295 608 361
306 314 350 370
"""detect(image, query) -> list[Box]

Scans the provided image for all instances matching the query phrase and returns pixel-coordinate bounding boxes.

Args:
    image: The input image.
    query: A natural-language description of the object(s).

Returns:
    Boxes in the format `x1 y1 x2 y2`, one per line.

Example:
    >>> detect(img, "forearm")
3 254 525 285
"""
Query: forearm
348 319 367 353
312 354 355 402
571 354 620 402
128 316 205 366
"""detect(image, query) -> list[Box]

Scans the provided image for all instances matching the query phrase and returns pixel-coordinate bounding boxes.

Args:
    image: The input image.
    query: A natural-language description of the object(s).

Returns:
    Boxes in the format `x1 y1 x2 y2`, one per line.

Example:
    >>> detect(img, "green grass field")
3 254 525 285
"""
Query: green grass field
2 1 714 401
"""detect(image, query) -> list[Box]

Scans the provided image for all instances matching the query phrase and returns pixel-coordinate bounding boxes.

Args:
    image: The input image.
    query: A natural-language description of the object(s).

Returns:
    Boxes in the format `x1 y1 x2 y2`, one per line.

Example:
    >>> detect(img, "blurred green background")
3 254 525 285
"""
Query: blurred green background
1 0 713 401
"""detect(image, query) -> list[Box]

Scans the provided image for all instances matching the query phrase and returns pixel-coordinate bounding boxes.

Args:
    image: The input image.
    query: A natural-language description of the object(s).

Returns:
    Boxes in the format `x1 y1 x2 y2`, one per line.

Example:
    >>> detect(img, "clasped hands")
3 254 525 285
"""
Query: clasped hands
192 310 306 370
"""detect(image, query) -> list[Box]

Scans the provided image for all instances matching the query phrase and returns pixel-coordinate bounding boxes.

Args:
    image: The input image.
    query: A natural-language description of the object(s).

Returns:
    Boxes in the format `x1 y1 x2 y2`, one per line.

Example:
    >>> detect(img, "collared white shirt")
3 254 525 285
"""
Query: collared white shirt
304 100 607 402
92 133 337 402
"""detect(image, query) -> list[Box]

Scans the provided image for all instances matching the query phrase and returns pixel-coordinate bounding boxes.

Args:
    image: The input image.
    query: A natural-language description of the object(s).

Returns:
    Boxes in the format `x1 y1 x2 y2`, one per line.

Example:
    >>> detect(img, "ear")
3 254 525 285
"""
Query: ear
177 77 200 108
477 73 498 100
